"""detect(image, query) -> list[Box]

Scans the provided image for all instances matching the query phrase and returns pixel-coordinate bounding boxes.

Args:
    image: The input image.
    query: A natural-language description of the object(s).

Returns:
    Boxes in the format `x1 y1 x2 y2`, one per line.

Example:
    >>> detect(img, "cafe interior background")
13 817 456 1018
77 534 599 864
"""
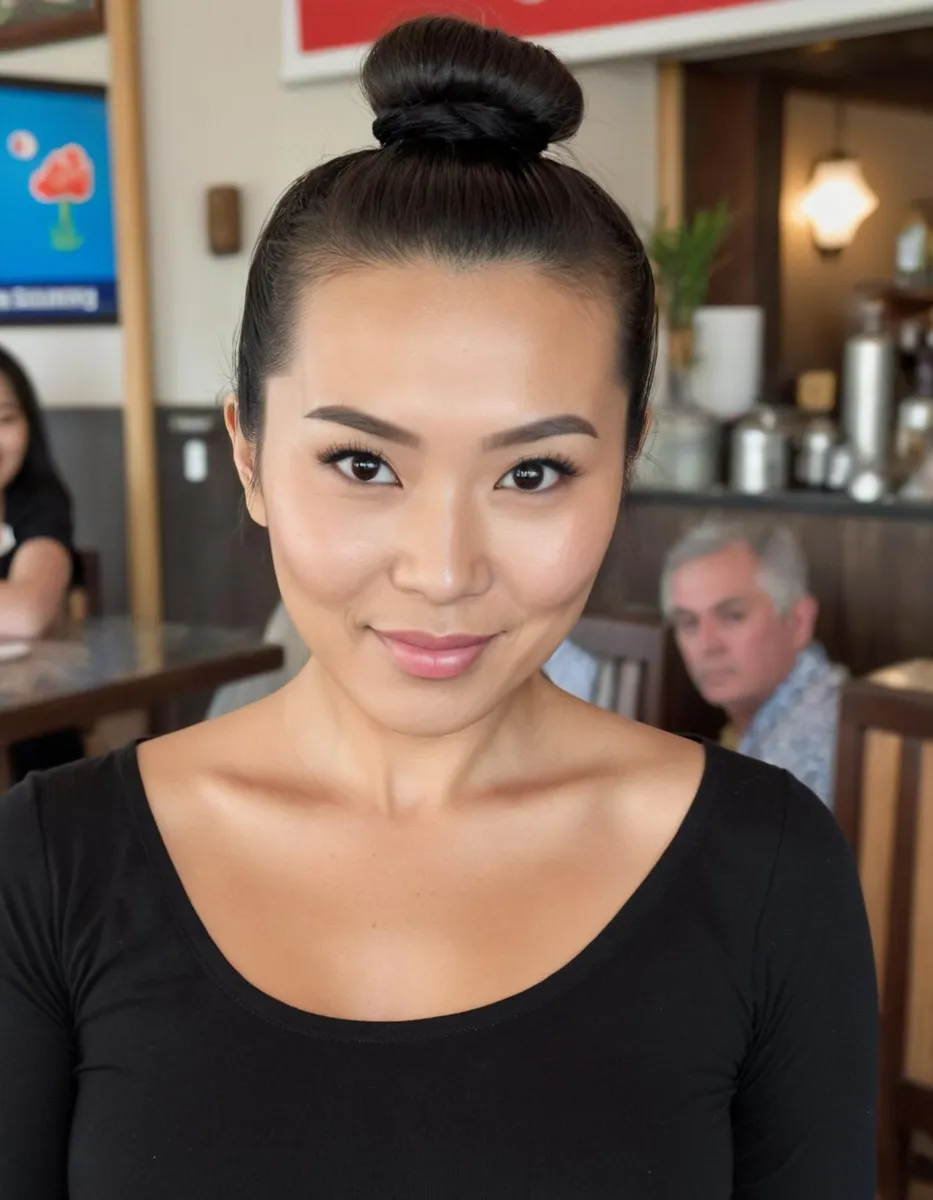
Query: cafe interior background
2 0 933 1194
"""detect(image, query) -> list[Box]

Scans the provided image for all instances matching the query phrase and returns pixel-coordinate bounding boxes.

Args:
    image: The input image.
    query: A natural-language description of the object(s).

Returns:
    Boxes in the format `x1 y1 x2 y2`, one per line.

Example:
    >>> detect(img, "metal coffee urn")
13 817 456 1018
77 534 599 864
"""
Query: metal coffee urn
842 298 896 478
730 407 789 494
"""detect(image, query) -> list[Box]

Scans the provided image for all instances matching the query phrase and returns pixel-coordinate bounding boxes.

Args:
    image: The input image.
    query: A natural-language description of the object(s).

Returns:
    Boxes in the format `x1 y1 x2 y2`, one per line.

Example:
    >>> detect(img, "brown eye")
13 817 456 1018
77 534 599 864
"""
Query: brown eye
331 452 399 486
497 458 575 493
512 462 545 490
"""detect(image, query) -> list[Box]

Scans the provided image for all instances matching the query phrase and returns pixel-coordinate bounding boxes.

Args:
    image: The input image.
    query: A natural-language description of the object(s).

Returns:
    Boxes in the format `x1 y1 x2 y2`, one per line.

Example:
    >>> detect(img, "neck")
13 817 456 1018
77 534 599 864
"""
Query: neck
727 703 759 739
278 657 551 820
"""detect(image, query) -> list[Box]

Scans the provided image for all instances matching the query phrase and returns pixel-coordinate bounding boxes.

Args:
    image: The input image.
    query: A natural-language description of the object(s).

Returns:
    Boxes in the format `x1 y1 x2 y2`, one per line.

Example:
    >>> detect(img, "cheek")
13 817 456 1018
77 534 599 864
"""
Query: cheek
263 486 394 610
0 426 27 463
494 496 615 611
731 620 779 674
501 506 611 604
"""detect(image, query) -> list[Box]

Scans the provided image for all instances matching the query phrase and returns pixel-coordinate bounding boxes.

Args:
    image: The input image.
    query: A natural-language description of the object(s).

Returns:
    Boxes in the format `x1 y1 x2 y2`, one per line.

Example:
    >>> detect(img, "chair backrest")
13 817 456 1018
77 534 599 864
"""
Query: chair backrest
833 662 933 1188
68 548 103 622
569 611 673 726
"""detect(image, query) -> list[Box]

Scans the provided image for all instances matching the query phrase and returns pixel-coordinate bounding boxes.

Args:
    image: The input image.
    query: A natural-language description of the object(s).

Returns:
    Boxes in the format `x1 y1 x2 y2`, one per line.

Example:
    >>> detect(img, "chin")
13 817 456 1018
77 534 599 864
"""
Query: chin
349 678 513 739
696 679 744 711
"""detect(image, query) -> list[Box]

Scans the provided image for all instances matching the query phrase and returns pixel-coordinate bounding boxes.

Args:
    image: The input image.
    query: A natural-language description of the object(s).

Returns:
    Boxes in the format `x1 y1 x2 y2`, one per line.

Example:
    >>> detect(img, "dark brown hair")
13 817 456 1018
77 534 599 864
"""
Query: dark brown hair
0 344 72 514
235 16 656 463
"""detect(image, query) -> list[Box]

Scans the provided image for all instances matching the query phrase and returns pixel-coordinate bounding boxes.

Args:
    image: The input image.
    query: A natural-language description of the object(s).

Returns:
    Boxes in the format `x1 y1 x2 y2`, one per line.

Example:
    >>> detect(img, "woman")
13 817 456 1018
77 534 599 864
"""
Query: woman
0 18 877 1198
0 345 84 779
0 346 75 639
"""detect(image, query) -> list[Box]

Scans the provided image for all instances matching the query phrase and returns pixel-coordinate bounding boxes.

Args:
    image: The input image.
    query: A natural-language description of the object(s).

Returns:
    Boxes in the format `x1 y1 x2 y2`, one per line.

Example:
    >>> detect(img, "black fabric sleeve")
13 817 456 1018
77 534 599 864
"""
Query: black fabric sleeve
10 481 74 555
732 773 879 1198
0 779 74 1198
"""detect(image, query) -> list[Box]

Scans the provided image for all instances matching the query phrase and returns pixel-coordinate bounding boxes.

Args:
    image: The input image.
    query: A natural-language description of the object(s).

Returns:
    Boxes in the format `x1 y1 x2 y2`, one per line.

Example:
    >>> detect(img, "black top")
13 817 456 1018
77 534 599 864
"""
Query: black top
0 474 74 583
0 742 878 1199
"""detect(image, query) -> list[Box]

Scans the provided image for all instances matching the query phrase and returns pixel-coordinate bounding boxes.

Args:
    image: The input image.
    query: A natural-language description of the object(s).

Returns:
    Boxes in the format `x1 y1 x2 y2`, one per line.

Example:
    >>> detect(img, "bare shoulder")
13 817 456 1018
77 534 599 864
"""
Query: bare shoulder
135 694 293 819
537 690 707 838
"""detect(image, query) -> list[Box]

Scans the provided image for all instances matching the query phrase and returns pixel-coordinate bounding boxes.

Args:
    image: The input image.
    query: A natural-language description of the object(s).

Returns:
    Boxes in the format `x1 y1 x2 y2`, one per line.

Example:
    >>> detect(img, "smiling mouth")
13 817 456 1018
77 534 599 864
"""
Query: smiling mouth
373 630 495 681
699 668 736 685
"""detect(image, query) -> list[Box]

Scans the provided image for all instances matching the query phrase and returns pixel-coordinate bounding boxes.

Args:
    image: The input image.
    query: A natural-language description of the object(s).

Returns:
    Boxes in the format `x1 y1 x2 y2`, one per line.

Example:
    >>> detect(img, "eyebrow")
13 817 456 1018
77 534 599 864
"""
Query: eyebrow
305 406 418 446
671 595 750 620
304 406 598 450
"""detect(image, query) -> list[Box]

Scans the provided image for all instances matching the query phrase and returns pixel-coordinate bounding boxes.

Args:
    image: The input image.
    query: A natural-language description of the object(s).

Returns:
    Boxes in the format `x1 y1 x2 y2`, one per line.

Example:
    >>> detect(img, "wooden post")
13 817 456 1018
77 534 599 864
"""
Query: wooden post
107 0 162 623
657 61 684 225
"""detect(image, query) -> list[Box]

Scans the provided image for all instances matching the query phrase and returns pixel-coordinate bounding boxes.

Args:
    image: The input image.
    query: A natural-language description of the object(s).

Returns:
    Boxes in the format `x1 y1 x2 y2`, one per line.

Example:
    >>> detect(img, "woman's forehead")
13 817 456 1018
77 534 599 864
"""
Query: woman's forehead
288 261 621 401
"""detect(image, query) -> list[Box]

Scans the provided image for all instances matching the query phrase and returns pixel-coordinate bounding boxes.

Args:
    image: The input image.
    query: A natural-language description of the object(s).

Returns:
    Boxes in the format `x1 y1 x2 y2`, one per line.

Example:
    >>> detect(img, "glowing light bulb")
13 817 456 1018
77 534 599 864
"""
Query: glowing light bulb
799 155 879 254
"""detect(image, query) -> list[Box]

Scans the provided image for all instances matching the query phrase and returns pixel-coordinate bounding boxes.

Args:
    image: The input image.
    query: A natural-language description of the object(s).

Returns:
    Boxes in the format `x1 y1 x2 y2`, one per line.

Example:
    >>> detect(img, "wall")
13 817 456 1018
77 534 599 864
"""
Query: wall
781 91 933 377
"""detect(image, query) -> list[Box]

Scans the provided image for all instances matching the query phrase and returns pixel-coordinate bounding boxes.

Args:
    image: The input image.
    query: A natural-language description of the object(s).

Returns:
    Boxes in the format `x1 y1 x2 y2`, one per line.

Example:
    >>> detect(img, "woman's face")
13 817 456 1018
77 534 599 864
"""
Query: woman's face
0 374 30 494
231 261 629 736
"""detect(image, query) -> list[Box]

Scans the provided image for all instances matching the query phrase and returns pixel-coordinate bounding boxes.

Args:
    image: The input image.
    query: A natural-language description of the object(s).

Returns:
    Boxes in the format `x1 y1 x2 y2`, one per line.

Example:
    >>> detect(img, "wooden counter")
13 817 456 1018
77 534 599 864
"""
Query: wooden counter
588 488 933 676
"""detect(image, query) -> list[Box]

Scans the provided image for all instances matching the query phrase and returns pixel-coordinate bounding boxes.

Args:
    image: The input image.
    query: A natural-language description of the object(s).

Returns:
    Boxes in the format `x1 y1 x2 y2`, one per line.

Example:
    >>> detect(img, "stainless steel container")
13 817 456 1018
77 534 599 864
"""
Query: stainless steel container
848 464 888 503
795 417 838 489
896 397 933 472
826 443 854 491
842 304 896 466
634 403 721 492
730 407 789 494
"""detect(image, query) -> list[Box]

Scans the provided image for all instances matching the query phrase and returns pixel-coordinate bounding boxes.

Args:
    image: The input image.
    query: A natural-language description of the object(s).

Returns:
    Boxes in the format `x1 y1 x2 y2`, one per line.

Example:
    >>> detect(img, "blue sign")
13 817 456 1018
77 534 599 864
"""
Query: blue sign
0 78 117 325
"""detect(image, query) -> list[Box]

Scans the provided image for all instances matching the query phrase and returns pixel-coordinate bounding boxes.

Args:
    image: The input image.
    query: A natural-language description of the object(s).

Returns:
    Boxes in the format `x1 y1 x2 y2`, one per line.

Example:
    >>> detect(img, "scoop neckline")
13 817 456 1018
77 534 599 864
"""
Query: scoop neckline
117 737 719 1044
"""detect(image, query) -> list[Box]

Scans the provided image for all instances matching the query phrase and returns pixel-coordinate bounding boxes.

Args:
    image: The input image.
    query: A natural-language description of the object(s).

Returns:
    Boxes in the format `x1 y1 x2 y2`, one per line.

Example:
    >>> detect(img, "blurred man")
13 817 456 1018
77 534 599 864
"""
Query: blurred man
661 520 847 807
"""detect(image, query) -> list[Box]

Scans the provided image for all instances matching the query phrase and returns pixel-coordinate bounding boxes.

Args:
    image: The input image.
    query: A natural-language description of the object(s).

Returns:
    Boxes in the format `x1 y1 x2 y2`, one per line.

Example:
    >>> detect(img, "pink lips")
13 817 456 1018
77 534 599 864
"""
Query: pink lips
374 630 493 680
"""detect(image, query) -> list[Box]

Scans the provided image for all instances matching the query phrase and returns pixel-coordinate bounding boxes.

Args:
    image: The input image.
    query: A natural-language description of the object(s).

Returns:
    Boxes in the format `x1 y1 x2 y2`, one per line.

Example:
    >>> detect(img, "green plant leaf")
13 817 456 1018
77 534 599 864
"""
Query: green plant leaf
649 202 732 333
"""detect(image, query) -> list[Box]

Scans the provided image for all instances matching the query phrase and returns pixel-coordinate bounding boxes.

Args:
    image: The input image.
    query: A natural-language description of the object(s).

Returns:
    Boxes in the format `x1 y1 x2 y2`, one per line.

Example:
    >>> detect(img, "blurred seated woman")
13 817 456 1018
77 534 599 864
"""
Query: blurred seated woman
0 345 84 779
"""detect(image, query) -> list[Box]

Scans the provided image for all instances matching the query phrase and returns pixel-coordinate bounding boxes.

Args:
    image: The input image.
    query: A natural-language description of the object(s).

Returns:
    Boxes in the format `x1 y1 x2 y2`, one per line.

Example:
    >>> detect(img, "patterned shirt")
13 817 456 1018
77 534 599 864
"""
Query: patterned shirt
736 644 848 809
542 638 600 704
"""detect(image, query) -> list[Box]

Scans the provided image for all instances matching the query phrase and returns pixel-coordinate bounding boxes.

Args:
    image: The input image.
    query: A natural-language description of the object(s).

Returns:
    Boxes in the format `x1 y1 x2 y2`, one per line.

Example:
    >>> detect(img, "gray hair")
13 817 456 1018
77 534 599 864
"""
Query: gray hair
659 519 809 618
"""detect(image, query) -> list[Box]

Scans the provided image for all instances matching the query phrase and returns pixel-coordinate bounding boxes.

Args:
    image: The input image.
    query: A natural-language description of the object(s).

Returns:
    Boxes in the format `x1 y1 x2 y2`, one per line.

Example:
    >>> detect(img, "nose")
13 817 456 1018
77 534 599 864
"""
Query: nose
390 485 492 605
695 614 727 658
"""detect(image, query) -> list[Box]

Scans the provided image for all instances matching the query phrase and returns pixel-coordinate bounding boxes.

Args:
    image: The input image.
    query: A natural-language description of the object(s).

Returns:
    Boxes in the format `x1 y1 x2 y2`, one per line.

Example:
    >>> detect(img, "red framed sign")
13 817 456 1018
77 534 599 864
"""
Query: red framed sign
282 0 933 83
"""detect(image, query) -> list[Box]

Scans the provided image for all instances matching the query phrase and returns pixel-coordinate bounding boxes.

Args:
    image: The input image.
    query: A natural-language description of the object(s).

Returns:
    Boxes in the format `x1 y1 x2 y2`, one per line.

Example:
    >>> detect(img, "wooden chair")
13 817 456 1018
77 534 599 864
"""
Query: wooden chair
68 548 103 622
833 661 933 1199
569 608 717 734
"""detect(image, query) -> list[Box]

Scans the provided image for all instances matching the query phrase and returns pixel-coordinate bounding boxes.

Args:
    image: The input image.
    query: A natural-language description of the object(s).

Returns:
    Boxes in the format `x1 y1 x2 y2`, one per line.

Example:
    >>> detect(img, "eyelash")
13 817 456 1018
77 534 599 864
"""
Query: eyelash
317 442 581 488
318 440 386 468
510 453 579 479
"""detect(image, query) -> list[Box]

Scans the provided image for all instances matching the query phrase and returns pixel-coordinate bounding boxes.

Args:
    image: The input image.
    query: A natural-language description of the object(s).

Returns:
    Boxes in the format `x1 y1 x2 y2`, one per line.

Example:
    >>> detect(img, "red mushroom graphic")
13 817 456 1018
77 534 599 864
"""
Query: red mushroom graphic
29 143 95 253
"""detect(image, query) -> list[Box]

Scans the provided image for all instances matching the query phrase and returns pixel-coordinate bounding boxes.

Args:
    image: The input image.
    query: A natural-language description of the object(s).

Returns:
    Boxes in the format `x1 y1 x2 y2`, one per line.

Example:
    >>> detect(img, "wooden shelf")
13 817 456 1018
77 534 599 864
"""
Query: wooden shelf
858 281 933 316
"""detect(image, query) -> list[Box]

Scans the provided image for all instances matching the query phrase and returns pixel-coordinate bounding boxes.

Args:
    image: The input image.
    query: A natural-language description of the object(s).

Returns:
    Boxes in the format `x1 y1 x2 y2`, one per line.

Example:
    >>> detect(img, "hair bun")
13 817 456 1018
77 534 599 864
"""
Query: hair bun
363 16 584 156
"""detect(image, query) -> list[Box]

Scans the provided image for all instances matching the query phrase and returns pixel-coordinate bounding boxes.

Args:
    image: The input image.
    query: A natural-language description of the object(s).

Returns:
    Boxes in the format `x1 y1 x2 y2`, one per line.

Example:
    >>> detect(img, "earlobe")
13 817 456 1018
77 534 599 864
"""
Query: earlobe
224 395 268 528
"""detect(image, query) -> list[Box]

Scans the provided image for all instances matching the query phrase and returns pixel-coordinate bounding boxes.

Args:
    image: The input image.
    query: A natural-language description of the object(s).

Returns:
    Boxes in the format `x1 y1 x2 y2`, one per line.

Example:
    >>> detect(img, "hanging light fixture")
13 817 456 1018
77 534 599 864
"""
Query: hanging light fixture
799 102 878 257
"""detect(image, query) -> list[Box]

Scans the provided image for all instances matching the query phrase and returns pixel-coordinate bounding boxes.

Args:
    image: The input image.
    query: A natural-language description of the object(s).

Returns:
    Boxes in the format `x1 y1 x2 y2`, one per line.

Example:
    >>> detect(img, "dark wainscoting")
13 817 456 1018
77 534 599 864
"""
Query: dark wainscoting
590 492 933 677
157 407 279 631
44 406 280 635
46 407 128 615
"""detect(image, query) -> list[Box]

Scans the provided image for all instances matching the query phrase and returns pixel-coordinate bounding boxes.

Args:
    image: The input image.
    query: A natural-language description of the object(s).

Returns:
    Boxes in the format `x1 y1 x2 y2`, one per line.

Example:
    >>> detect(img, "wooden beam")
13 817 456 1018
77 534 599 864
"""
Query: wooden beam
657 62 684 225
682 65 784 379
107 0 162 622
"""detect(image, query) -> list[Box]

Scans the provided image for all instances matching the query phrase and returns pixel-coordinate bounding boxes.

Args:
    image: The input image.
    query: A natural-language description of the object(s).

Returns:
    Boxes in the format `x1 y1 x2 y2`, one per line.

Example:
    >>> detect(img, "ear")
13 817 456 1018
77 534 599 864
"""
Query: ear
224 395 268 528
788 593 818 652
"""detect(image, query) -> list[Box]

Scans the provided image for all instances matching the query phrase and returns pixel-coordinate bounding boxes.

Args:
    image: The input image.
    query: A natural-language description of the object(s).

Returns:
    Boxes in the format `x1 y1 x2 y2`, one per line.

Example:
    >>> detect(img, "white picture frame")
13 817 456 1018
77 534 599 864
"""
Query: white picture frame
282 0 933 86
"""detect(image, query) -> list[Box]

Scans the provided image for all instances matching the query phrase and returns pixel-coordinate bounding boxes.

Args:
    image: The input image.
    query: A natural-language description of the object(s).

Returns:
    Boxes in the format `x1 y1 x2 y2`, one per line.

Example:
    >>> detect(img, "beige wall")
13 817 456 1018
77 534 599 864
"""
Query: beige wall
781 91 933 377
0 6 658 409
